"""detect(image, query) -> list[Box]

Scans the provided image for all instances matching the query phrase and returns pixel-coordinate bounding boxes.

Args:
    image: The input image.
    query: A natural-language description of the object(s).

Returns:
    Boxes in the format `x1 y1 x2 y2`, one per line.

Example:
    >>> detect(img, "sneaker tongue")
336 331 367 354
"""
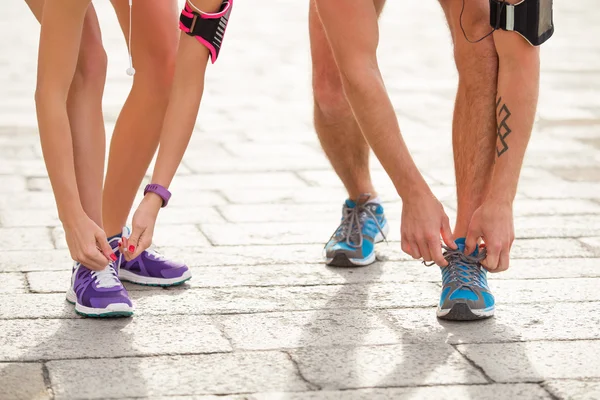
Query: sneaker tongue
345 199 356 208
454 238 479 257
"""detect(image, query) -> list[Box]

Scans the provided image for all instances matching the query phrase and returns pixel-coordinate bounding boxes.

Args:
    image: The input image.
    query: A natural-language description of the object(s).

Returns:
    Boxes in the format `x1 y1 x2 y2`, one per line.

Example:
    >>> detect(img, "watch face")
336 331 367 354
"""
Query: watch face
538 0 553 37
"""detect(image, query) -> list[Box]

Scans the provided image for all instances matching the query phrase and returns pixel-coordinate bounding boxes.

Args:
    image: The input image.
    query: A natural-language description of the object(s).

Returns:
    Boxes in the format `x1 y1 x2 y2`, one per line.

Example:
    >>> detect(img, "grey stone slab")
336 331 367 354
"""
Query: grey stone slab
216 309 400 351
511 199 600 216
457 340 600 382
518 181 600 200
382 302 600 344
158 207 224 224
133 283 440 316
580 236 600 256
170 172 308 191
507 238 595 259
147 225 212 248
0 316 231 361
544 380 600 400
27 270 164 293
0 192 57 210
0 209 60 227
514 215 600 238
291 343 487 389
145 384 551 400
167 191 226 207
499 258 600 279
0 273 27 293
199 222 335 246
0 293 80 319
0 250 72 272
48 352 310 399
0 362 50 400
0 227 54 251
492 278 600 304
157 244 333 267
0 175 26 192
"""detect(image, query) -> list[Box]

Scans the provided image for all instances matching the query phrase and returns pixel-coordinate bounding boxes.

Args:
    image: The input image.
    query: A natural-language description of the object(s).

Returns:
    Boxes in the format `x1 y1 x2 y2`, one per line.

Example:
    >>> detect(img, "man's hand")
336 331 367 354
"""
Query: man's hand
401 190 456 267
63 212 116 271
465 200 514 272
121 194 162 261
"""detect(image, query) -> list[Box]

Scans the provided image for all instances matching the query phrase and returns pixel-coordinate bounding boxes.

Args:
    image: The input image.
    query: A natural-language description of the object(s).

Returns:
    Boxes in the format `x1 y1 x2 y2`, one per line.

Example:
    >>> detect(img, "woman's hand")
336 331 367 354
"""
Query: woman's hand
121 193 163 261
62 212 116 270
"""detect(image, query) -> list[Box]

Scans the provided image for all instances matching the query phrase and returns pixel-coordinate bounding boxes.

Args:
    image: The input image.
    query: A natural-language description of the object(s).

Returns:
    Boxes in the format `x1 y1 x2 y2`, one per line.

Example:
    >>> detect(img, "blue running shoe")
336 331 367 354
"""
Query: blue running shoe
437 238 495 321
325 194 389 267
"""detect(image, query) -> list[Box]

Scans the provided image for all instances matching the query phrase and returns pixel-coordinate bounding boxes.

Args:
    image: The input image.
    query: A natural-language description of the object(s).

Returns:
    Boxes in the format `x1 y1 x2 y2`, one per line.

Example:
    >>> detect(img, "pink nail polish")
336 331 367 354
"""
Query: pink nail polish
110 254 117 261
129 245 135 252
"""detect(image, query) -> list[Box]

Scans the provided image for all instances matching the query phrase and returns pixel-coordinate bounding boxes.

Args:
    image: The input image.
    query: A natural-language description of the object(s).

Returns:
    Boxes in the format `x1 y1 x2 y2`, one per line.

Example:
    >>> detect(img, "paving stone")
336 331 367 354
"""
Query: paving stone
147 225 211 248
508 238 595 259
48 352 310 399
382 302 600 344
27 270 161 293
0 192 57 210
511 199 600 216
0 227 54 251
0 273 27 294
0 250 72 272
0 209 60 227
158 207 224 225
149 384 551 400
167 191 226 207
518 181 600 200
132 283 441 316
216 309 399 350
291 343 487 389
0 362 50 400
579 236 600 256
514 215 600 238
199 222 335 246
496 258 600 280
544 380 600 400
456 340 600 382
492 278 600 304
0 176 27 193
0 316 231 362
170 172 308 191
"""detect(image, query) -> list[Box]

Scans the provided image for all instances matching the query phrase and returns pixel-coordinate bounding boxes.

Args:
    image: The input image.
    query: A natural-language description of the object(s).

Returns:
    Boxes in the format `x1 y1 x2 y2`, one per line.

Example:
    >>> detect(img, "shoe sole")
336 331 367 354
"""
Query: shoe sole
66 288 134 318
119 269 192 287
326 222 389 267
437 303 495 321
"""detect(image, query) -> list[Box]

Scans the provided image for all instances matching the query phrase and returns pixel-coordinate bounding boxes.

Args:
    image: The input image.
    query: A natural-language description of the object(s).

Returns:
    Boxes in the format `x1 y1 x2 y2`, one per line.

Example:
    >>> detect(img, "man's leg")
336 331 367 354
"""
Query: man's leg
311 0 391 267
436 0 499 321
103 0 179 237
439 0 499 238
309 0 385 200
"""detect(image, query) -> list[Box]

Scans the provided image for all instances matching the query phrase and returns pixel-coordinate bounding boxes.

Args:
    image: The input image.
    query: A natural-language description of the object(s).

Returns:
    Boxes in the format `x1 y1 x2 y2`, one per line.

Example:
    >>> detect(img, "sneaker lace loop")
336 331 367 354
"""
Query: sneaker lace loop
91 265 121 288
326 198 386 249
441 247 487 289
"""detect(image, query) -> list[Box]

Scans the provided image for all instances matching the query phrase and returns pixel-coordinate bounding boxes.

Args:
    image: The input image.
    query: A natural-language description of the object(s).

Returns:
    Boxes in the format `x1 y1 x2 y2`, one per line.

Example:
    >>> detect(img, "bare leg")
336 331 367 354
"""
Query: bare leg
309 0 385 200
439 0 499 238
103 0 179 236
25 0 107 226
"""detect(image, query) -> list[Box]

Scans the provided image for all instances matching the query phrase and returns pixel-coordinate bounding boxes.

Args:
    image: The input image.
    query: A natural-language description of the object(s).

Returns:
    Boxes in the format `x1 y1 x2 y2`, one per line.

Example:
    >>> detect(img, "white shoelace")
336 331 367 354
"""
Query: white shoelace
91 265 121 288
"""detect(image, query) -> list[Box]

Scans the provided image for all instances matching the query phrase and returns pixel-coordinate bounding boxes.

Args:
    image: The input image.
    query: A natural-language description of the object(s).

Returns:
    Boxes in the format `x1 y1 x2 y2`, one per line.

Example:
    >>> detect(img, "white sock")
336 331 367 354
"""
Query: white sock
367 196 382 205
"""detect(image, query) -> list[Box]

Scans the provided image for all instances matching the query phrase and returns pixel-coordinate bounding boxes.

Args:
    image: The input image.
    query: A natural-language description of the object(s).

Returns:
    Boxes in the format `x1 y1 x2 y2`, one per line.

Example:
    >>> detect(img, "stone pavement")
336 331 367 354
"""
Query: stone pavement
1 1 600 399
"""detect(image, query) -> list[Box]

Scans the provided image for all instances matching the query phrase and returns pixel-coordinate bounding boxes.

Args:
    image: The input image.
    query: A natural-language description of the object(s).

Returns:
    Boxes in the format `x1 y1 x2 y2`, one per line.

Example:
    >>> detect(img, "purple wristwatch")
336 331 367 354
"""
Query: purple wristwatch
144 184 171 207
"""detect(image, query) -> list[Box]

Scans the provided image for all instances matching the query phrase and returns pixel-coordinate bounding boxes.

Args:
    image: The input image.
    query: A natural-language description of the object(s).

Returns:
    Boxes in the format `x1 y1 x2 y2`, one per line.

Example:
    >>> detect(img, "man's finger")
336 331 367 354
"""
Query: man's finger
482 244 500 271
495 247 510 272
464 227 480 256
418 240 433 262
408 240 422 259
441 217 456 250
429 239 448 267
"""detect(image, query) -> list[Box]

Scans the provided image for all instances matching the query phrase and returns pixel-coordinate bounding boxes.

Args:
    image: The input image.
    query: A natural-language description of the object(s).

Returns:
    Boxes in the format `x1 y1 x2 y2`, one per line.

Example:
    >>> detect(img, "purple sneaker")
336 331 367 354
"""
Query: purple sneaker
110 238 192 287
66 263 133 318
